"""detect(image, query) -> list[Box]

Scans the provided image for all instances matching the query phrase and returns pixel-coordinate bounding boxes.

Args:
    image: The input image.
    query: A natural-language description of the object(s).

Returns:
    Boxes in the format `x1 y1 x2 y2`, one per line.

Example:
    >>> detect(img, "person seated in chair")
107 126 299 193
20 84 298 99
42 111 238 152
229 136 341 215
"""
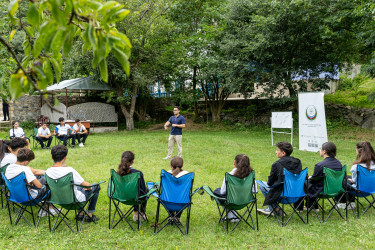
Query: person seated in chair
1 138 28 169
5 148 47 199
307 142 343 210
10 121 30 148
165 156 189 221
56 117 76 148
36 123 53 149
45 145 101 222
73 119 88 147
213 154 255 222
257 141 302 216
116 151 148 221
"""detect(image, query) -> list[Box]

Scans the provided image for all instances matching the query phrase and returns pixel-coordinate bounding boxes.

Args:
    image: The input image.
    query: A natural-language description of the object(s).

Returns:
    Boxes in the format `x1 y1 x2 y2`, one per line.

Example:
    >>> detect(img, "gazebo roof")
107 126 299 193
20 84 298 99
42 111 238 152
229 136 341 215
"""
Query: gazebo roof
47 76 113 92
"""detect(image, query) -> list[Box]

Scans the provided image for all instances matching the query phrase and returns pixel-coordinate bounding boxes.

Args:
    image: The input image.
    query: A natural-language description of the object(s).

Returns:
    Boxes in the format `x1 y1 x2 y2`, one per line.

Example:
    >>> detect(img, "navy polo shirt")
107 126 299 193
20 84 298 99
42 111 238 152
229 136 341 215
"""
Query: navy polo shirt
168 115 186 135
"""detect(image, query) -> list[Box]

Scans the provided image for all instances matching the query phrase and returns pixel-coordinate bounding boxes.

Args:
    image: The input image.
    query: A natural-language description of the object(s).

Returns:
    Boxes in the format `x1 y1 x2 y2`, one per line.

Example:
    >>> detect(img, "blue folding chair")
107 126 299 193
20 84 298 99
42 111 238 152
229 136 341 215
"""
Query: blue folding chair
349 165 375 218
2 172 48 227
154 170 200 235
267 168 308 226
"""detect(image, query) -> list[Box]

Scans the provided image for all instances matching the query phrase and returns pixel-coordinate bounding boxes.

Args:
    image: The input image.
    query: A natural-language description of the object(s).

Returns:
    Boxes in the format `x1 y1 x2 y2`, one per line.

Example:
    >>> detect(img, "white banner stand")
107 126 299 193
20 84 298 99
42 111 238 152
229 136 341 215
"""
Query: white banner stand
271 112 293 146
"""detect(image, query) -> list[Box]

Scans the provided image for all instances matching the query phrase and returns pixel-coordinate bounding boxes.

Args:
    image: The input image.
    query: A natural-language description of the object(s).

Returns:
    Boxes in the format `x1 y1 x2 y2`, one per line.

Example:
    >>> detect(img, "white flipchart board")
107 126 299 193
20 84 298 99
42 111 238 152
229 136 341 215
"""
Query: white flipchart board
271 112 293 145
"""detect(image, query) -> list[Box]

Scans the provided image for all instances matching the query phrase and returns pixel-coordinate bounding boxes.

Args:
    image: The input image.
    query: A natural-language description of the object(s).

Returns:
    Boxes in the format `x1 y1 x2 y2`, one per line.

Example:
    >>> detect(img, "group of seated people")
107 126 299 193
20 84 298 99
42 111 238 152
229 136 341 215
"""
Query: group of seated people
0 136 374 226
9 117 89 149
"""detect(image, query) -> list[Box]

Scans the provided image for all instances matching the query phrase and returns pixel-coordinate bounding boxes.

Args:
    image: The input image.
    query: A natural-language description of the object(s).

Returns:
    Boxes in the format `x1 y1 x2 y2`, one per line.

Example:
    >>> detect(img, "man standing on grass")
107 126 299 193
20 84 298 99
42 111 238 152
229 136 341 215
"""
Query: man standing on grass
163 106 186 160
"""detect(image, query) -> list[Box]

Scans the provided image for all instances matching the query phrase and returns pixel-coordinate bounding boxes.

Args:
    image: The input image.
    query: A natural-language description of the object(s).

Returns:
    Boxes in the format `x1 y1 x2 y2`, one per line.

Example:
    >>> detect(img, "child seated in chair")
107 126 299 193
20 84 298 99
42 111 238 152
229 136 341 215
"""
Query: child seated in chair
45 145 100 222
1 138 28 169
56 117 76 148
5 148 47 200
116 151 148 221
73 119 88 147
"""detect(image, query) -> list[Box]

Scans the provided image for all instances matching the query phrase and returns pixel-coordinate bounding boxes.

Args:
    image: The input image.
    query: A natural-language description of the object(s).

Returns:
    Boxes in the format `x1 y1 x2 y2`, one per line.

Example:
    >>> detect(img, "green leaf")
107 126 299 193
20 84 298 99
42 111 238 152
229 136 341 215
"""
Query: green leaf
49 0 65 27
33 22 56 58
54 97 60 106
21 56 31 68
51 30 65 57
8 0 19 17
43 58 54 84
9 30 16 42
88 23 98 48
9 73 24 99
26 3 40 27
49 57 61 83
63 29 73 56
98 1 118 15
110 30 132 48
108 9 130 23
112 47 130 76
22 39 31 55
98 59 108 83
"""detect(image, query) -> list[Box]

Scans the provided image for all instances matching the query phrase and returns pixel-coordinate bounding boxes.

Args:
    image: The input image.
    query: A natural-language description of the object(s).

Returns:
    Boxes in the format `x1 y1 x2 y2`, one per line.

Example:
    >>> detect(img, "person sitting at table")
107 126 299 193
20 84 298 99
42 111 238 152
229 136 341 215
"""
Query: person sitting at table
55 117 76 148
36 123 53 149
73 119 88 147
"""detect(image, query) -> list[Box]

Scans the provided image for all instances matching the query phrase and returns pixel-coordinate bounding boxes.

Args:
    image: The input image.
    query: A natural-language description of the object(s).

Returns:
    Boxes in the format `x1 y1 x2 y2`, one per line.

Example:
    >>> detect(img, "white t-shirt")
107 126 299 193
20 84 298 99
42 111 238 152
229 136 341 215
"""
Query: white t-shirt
45 167 86 202
56 124 72 135
73 124 86 133
1 153 17 168
5 163 38 198
10 127 25 137
350 161 375 187
220 168 257 195
37 127 51 137
167 169 189 178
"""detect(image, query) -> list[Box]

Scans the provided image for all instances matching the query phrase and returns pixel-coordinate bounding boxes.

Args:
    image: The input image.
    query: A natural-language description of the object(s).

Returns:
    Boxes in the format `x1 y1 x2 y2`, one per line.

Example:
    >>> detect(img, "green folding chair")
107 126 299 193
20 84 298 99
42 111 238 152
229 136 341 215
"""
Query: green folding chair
30 128 40 149
45 172 104 232
108 169 156 231
309 165 348 222
203 171 258 233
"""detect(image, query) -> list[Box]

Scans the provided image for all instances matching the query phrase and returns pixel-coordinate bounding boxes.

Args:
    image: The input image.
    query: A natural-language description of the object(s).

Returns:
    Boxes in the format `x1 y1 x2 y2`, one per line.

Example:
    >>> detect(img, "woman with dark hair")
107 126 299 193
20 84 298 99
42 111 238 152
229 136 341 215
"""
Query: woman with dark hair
0 140 11 162
1 138 28 169
213 154 255 221
307 142 343 210
350 141 375 185
117 151 148 221
168 156 188 177
10 121 30 148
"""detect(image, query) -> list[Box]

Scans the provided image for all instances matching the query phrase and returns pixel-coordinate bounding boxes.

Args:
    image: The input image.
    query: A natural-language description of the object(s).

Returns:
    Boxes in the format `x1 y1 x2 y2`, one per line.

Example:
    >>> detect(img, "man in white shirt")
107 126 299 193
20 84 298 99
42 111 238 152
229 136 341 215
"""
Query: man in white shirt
45 145 101 222
36 123 53 149
55 117 76 147
1 138 28 169
5 149 46 199
73 119 88 147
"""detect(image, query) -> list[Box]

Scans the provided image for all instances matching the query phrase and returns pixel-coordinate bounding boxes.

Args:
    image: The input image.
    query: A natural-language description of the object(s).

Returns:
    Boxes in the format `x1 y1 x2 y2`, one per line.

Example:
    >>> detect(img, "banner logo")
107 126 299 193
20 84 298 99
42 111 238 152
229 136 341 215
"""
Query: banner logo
306 105 317 120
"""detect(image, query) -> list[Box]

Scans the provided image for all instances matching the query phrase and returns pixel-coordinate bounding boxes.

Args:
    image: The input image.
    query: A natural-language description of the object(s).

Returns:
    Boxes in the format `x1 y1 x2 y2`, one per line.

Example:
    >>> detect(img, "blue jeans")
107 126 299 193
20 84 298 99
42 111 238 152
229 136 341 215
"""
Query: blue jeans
77 185 100 214
257 181 277 211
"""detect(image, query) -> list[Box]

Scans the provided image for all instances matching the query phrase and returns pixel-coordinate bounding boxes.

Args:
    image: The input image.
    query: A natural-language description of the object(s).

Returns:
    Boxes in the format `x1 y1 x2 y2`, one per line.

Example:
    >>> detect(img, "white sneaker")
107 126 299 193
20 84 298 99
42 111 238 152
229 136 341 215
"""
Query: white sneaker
79 143 84 147
336 203 347 209
38 209 48 217
257 208 272 216
162 156 170 160
49 208 61 215
348 202 356 209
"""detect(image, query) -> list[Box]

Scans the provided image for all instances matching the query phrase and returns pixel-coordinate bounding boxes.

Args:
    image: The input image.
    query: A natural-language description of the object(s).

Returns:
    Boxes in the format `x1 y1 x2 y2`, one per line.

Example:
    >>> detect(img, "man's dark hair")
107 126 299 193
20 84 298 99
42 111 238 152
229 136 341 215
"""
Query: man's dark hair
9 137 28 151
51 145 68 163
173 106 179 110
17 148 35 162
276 141 293 156
41 122 47 126
75 119 80 123
321 142 337 158
58 117 65 122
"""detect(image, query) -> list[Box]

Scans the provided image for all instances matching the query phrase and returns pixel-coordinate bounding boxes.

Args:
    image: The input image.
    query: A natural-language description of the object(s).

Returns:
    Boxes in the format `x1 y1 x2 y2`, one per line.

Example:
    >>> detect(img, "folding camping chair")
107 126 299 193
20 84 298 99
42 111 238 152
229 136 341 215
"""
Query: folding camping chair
2 172 48 228
0 163 10 208
348 165 375 218
266 168 308 226
203 171 258 233
45 172 104 232
308 166 348 223
108 169 156 231
55 127 73 147
30 128 40 149
154 170 199 235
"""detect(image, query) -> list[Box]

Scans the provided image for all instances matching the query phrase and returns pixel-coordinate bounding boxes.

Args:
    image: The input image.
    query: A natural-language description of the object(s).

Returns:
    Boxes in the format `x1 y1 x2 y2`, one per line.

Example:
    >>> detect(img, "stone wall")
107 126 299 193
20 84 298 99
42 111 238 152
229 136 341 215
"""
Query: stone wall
1 94 90 122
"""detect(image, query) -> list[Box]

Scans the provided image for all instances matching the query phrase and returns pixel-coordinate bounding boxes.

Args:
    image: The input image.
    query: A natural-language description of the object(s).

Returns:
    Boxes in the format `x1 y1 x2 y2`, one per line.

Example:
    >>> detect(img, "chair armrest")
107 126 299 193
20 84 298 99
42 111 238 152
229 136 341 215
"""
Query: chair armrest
26 184 42 190
309 176 323 181
201 185 226 200
74 181 105 188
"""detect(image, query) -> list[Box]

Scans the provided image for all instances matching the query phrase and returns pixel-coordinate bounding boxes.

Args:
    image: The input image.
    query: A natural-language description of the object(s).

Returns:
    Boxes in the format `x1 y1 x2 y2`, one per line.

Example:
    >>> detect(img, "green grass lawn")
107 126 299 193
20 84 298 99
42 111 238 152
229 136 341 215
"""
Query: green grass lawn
0 126 374 249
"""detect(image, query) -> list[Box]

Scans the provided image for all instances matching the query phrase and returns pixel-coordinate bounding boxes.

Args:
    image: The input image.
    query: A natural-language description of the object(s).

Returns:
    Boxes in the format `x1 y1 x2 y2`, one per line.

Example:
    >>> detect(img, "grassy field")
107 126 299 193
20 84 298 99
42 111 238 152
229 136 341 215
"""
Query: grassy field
0 125 374 249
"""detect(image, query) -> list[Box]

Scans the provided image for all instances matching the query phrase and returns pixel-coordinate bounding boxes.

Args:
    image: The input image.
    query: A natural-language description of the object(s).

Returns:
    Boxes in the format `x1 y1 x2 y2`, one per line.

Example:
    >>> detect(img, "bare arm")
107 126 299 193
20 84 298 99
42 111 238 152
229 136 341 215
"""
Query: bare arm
80 180 92 190
30 178 42 189
29 167 45 176
164 121 171 130
172 124 186 128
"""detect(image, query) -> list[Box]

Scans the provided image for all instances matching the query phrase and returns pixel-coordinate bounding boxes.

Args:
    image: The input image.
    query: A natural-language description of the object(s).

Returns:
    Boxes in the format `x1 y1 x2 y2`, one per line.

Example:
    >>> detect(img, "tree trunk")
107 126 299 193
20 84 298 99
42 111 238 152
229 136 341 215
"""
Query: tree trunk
192 65 199 120
117 84 138 131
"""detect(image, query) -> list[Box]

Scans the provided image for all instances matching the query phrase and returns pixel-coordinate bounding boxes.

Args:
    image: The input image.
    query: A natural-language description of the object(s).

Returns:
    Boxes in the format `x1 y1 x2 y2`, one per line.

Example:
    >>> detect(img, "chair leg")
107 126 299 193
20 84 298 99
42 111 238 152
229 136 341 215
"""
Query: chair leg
109 197 111 229
154 201 160 234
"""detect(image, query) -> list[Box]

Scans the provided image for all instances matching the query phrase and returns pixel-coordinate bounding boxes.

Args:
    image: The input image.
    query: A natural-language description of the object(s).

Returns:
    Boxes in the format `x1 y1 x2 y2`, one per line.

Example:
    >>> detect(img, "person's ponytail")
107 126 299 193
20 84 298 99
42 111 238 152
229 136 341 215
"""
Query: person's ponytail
117 151 135 176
